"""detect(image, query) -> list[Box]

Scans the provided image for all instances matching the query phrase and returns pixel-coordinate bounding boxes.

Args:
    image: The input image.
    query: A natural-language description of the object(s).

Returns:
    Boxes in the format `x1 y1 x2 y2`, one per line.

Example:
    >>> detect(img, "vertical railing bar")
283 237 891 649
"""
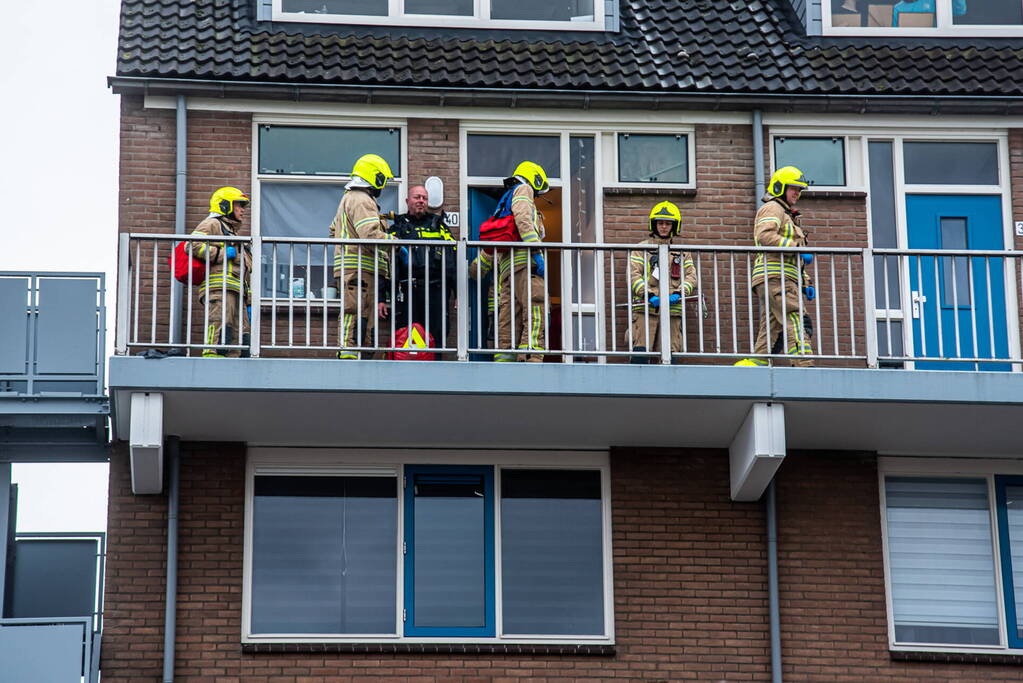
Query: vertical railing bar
680 249 689 354
883 254 892 357
475 251 483 350
658 243 671 364
116 234 131 354
576 247 582 356
627 248 634 352
746 252 754 354
441 244 447 350
694 250 702 354
643 248 650 351
986 256 995 361
249 235 261 358
848 254 856 357
594 247 604 360
322 244 328 348
829 255 838 356
933 253 944 359
764 253 772 361
355 245 363 355
220 238 228 347
543 246 549 357
951 254 961 359
203 243 211 353
610 249 617 353
729 252 737 354
455 237 469 361
168 237 176 345
492 248 500 355
271 243 278 347
185 238 193 355
151 241 158 344
390 245 397 351
812 256 821 359
713 251 721 353
425 243 431 349
796 251 805 359
304 243 311 347
968 256 978 365
288 243 295 348
132 240 141 345
862 249 878 368
779 254 788 363
916 255 926 358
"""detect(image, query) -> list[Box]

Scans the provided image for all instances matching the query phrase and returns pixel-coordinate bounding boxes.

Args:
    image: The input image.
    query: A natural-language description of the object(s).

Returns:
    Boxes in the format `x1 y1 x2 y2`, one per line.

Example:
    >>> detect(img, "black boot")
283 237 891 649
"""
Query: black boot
631 346 650 364
240 333 251 358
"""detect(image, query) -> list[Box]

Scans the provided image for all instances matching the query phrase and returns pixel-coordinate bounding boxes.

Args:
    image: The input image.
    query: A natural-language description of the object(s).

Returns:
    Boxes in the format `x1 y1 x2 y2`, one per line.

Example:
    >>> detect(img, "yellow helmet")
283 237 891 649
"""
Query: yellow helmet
648 201 682 237
351 154 394 191
507 161 549 195
768 166 810 198
209 187 250 216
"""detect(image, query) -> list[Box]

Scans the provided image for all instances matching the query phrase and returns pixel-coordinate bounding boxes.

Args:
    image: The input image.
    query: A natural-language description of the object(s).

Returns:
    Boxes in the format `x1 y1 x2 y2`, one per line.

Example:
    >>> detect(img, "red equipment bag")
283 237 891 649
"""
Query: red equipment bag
477 188 518 253
169 241 206 285
388 323 437 361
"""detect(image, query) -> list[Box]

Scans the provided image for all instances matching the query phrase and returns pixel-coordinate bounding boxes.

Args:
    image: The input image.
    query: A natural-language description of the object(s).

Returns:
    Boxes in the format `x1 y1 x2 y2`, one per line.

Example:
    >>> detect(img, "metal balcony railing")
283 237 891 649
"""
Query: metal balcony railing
116 234 1023 370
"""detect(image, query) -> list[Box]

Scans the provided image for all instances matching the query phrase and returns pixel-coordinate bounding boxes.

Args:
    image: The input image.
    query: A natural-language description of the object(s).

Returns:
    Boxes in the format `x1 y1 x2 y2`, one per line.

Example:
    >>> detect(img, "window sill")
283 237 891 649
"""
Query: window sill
891 649 1023 665
603 187 697 197
241 642 616 656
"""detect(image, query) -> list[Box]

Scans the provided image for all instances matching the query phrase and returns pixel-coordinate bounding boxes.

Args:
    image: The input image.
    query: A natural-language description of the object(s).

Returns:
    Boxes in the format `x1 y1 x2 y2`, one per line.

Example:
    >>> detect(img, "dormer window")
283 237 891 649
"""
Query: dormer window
274 0 604 30
824 0 1023 36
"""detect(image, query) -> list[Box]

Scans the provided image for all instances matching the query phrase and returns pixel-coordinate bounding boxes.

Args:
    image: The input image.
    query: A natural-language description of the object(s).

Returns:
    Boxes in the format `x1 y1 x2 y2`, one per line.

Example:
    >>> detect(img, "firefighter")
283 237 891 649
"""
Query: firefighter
188 187 252 358
329 153 398 359
628 201 697 363
736 165 815 367
388 184 455 352
471 161 548 362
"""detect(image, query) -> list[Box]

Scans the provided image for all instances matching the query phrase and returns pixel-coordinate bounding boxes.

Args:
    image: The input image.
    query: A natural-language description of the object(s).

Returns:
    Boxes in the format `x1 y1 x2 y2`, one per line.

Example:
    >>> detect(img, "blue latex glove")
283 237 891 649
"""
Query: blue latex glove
532 252 545 277
803 285 816 301
225 246 237 260
801 253 813 265
398 246 409 265
648 295 661 308
246 305 251 319
668 293 682 305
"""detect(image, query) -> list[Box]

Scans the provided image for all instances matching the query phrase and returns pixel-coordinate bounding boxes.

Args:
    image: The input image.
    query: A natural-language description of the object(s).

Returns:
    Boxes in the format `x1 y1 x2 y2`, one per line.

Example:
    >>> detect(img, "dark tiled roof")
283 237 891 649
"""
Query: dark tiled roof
115 0 1023 98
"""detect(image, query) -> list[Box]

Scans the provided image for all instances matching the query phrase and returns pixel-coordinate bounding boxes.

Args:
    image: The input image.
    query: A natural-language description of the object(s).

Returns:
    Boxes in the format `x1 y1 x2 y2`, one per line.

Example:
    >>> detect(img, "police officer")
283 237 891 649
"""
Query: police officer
628 201 696 363
736 166 815 367
388 184 455 351
329 154 398 359
188 187 252 358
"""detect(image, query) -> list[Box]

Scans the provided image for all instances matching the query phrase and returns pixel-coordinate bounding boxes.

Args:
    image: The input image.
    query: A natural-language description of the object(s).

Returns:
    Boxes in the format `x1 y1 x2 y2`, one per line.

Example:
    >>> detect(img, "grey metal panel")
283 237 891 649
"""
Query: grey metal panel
808 0 822 34
0 622 86 682
6 539 99 619
604 0 619 32
257 0 272 20
36 278 98 375
0 278 29 374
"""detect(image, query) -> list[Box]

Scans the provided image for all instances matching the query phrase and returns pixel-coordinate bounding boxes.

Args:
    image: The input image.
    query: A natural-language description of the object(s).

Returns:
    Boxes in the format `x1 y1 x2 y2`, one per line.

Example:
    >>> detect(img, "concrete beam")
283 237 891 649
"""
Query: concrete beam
729 402 786 502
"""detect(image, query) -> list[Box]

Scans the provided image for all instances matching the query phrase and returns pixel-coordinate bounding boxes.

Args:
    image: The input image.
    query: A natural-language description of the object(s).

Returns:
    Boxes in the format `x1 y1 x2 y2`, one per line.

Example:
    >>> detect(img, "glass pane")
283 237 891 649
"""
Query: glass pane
466 134 560 178
570 135 597 327
259 126 401 176
502 470 603 635
829 0 935 27
251 476 397 634
413 474 486 628
282 0 387 15
1004 485 1023 641
491 0 594 21
259 183 397 297
774 137 845 186
405 0 473 14
940 217 971 306
618 134 688 184
885 477 999 645
876 319 904 358
954 0 1023 24
904 142 998 185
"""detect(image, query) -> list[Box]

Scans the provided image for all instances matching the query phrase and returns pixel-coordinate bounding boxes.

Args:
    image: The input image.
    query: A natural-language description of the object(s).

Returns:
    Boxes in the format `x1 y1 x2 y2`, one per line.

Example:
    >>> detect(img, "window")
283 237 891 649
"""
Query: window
774 137 846 187
245 453 612 643
255 124 403 298
825 0 1023 34
466 134 561 180
882 470 1023 651
616 133 689 185
903 142 999 186
273 0 604 30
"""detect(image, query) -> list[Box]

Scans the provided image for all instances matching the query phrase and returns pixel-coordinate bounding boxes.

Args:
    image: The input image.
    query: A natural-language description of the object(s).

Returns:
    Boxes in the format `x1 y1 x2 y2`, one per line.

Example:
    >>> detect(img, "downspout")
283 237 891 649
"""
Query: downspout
752 108 782 683
170 96 187 346
162 436 180 683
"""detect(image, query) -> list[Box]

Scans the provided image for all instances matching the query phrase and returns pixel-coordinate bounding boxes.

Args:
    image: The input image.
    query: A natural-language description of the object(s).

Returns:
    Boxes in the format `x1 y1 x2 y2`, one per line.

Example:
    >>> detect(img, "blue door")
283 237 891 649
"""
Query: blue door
906 194 1009 370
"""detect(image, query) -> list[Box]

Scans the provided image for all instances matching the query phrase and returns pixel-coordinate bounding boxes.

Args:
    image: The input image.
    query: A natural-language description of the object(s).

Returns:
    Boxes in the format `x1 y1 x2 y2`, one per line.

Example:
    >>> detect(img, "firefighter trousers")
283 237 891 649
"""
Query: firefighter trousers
630 308 683 358
338 272 379 359
752 278 814 367
201 290 249 358
494 264 545 362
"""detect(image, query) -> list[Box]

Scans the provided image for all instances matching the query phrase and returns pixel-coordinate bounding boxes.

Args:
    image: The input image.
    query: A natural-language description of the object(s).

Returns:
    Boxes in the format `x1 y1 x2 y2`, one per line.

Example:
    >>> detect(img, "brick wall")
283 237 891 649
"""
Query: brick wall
407 118 460 236
101 445 1022 681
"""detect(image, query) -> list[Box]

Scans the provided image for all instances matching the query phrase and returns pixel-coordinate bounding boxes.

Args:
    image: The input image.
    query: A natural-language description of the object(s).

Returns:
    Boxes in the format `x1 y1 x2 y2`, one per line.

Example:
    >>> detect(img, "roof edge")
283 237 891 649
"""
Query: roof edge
108 76 1023 116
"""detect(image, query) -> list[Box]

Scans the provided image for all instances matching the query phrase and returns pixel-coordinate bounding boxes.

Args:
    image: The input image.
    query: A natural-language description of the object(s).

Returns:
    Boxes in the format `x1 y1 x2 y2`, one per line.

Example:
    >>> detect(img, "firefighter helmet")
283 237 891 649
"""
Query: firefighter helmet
648 201 682 237
506 161 550 195
209 187 250 216
767 166 810 198
351 154 395 191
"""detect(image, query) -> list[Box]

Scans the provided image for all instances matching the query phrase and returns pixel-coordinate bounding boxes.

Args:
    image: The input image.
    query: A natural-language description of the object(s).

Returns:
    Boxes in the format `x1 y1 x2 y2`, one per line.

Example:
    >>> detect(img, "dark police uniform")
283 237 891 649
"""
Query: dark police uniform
388 211 455 347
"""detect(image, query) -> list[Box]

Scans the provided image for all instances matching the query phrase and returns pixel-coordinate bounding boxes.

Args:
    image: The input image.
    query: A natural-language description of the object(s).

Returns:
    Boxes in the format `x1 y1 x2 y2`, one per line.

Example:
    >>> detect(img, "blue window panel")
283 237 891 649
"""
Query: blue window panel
995 476 1023 649
403 466 495 637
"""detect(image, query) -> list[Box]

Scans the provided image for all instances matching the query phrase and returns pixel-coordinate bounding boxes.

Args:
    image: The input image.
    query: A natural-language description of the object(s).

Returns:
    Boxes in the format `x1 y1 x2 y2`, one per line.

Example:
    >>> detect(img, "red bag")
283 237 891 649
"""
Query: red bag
169 241 206 285
477 189 518 254
388 323 437 361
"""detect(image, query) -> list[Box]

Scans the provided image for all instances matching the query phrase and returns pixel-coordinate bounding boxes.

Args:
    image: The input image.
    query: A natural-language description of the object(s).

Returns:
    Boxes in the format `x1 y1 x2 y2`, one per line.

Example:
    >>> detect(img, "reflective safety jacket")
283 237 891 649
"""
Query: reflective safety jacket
628 236 696 315
187 214 251 297
388 212 455 284
471 183 545 281
329 188 394 280
751 197 812 287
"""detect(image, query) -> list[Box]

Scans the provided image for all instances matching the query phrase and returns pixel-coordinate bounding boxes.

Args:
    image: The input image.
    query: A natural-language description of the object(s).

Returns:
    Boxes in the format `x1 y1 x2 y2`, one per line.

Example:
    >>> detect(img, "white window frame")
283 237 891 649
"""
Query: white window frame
271 0 604 31
768 134 856 192
242 448 615 645
878 457 1023 655
823 0 1023 36
605 130 697 190
250 117 408 302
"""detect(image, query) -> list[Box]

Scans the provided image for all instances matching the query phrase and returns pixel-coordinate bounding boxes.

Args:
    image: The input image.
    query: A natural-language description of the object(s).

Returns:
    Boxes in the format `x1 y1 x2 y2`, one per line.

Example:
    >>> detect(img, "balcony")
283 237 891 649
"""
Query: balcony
109 234 1023 495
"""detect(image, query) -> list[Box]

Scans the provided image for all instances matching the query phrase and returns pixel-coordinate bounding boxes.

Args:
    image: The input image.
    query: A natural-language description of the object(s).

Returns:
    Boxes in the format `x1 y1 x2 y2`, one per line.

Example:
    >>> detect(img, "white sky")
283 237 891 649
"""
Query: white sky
2 1 122 533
